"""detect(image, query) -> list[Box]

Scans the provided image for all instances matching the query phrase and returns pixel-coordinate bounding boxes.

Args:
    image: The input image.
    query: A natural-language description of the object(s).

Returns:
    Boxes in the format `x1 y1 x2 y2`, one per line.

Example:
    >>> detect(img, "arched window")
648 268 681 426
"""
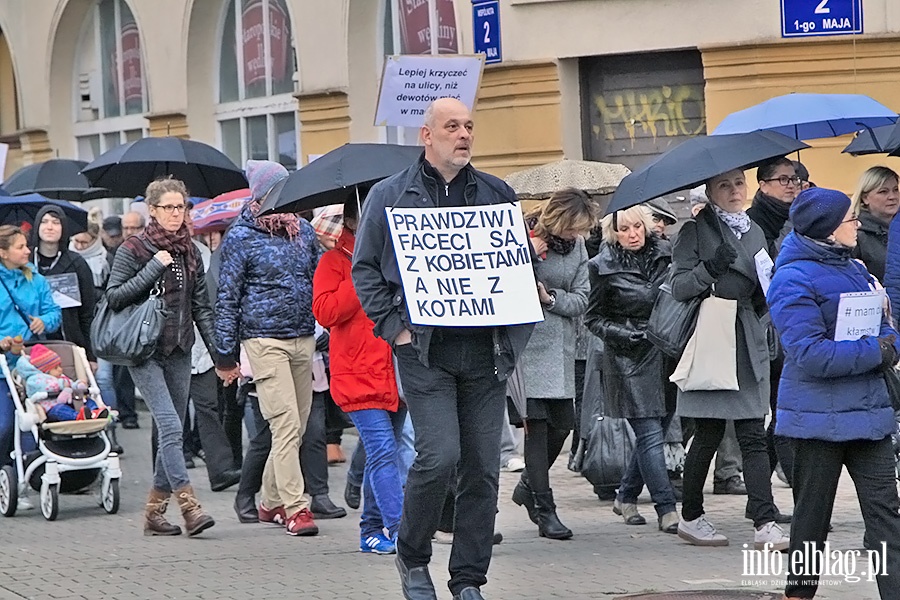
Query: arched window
217 0 298 170
73 0 148 160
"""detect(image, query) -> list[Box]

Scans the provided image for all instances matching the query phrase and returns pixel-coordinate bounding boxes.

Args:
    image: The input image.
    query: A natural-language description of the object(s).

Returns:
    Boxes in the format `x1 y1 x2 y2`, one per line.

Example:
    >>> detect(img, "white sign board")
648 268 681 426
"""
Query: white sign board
0 142 8 183
385 204 544 327
834 290 884 341
375 55 484 128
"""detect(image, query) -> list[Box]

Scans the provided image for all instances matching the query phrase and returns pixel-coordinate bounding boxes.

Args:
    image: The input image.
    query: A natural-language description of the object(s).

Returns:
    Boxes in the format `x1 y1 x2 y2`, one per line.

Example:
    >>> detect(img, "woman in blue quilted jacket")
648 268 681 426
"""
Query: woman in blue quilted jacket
767 187 900 600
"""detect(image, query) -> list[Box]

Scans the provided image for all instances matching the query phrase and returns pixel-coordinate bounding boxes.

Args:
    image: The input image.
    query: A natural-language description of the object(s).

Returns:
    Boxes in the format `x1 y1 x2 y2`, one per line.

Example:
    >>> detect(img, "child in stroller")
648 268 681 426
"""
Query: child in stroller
15 344 108 422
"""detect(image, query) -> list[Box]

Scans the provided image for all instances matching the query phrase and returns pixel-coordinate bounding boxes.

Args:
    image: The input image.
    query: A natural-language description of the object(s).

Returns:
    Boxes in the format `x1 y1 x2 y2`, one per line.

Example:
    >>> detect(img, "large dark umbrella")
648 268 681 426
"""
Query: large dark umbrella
2 159 110 201
259 143 422 214
606 131 810 215
842 124 900 156
81 137 247 199
0 194 89 232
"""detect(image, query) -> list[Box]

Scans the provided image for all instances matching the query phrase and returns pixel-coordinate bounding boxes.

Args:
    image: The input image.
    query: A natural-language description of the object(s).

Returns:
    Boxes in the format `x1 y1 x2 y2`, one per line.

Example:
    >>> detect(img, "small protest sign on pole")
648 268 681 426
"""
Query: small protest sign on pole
375 54 484 128
385 203 544 327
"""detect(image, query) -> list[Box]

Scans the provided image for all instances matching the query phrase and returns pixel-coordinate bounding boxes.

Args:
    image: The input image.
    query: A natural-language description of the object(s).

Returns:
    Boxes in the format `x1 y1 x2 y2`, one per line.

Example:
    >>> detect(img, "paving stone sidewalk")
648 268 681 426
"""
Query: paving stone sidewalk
0 424 889 599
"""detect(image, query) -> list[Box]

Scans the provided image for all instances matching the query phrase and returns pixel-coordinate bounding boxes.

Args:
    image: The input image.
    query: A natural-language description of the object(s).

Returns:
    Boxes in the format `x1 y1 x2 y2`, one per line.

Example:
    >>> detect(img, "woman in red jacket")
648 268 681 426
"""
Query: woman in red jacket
313 197 404 556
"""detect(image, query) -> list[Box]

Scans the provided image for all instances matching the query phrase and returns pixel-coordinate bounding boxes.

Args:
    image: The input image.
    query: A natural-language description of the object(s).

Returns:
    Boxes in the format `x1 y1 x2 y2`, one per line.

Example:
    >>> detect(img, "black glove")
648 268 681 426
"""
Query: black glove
878 334 898 369
315 330 330 353
704 243 738 278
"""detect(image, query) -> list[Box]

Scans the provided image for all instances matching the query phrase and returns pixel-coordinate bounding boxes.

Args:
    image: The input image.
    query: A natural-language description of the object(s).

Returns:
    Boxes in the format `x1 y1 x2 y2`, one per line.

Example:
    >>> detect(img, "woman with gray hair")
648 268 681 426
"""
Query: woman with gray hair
585 205 679 533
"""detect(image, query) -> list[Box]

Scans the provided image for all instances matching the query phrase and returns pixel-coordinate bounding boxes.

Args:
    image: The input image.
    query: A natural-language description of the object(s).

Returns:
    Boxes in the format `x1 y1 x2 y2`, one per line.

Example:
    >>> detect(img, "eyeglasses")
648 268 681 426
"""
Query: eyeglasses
762 175 802 187
154 204 187 214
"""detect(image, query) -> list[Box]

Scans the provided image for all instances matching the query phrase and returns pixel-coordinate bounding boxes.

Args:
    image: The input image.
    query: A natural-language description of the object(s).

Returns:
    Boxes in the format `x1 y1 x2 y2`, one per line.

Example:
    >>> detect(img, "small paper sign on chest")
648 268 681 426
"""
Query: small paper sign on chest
386 204 544 327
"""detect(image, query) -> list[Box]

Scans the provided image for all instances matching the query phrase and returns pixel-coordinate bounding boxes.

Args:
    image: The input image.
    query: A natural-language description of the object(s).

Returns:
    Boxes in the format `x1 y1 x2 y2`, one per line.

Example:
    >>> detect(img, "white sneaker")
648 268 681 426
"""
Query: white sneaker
501 457 526 473
432 531 454 545
17 497 34 511
678 515 729 546
754 521 790 551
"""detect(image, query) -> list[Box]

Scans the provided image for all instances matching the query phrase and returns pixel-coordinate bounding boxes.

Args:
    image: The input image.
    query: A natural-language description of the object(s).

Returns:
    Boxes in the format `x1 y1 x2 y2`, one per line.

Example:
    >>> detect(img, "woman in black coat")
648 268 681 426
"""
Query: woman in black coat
585 204 679 534
29 205 96 361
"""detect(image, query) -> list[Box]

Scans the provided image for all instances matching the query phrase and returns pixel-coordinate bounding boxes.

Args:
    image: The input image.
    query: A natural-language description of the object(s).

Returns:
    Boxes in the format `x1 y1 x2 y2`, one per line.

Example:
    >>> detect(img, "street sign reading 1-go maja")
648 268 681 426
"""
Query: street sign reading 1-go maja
781 0 862 37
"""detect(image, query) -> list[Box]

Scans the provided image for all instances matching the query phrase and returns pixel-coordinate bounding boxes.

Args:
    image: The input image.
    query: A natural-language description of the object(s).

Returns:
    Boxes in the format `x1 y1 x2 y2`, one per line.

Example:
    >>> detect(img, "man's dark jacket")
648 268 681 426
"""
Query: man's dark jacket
351 155 535 380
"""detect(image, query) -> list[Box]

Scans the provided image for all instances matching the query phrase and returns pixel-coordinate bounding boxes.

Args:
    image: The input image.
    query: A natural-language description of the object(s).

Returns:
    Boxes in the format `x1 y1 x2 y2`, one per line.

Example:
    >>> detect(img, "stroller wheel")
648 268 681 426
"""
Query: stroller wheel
0 465 17 517
40 483 59 521
101 478 120 514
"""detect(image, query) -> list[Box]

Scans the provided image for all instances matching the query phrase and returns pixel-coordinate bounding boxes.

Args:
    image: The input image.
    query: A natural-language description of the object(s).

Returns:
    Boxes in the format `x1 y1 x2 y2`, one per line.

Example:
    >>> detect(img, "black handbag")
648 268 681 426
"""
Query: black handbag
91 279 166 366
883 366 900 412
646 270 705 358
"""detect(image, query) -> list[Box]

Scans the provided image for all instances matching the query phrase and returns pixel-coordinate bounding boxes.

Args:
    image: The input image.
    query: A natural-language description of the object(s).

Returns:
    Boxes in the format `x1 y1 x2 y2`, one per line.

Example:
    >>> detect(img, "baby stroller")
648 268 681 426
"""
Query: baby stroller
0 341 122 521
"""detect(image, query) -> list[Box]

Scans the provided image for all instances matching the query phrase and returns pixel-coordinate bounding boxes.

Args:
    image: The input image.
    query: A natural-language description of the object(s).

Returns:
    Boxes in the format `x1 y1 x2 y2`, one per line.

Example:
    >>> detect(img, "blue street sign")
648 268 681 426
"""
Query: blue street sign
473 0 502 64
781 0 862 37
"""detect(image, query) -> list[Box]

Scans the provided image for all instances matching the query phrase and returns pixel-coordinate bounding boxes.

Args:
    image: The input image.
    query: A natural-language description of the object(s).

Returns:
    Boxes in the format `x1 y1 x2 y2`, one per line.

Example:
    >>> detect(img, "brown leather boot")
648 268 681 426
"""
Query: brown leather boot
174 484 215 536
144 488 182 536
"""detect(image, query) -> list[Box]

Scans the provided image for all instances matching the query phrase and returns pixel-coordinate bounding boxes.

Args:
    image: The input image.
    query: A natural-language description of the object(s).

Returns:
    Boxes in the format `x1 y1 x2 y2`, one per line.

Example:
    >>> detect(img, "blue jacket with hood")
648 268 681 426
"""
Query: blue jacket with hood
767 231 898 442
1 262 62 378
214 204 320 368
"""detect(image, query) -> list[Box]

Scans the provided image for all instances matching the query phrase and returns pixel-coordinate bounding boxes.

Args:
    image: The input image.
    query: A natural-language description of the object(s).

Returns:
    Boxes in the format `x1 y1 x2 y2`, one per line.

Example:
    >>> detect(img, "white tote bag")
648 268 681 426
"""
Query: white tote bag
670 296 739 392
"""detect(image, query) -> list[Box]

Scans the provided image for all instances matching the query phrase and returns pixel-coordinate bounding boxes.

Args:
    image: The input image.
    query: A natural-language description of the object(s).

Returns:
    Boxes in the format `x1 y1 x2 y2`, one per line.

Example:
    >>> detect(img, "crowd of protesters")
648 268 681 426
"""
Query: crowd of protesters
3 98 900 600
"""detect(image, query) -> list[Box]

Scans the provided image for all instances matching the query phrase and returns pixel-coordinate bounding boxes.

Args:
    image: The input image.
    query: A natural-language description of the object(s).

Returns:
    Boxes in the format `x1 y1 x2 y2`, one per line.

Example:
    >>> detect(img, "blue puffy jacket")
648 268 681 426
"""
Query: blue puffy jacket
768 231 897 442
214 205 320 368
882 214 900 325
1 263 62 343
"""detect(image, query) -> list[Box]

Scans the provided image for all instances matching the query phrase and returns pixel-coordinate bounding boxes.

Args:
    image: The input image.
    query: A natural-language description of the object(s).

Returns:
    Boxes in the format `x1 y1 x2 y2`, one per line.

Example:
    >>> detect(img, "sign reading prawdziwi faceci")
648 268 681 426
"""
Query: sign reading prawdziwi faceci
386 204 544 327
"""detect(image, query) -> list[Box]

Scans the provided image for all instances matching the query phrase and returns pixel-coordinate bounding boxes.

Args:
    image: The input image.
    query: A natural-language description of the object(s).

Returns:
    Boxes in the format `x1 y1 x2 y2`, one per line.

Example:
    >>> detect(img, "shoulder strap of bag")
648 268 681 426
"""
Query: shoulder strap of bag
0 274 35 328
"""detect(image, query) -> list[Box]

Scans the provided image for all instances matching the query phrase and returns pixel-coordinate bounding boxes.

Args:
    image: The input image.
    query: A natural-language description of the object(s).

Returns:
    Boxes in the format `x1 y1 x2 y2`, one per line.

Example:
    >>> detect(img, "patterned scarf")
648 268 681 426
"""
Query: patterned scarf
710 203 752 240
248 200 301 240
143 219 196 279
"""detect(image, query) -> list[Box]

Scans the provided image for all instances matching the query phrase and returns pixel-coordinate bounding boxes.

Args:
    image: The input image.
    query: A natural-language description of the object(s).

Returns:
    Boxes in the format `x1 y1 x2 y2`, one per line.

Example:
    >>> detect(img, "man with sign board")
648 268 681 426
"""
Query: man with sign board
352 98 539 600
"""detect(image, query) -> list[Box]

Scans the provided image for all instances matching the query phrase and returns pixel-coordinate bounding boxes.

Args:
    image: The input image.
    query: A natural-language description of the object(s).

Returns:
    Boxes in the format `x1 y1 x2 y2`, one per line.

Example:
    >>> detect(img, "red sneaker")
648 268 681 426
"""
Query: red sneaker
285 508 318 536
258 503 286 525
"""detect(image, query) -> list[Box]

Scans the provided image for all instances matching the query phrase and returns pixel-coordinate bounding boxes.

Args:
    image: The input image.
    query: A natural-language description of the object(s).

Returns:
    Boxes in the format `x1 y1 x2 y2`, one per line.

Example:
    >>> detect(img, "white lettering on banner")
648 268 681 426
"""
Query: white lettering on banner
833 290 884 341
386 204 544 327
375 55 484 128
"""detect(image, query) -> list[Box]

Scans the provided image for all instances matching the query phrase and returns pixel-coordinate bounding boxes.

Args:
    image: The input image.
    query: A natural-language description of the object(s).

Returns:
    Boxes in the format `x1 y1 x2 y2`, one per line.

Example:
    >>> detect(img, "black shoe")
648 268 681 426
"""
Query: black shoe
121 419 139 430
210 469 242 492
395 555 438 600
775 511 792 525
511 476 539 525
533 489 573 540
344 481 361 510
234 493 259 523
712 475 747 495
310 494 347 519
453 587 485 600
492 531 503 545
184 455 196 470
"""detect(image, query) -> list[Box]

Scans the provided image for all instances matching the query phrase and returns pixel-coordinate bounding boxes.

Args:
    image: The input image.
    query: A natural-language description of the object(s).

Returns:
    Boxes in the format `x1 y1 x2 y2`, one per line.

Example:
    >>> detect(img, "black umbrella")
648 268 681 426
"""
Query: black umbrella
3 159 110 201
81 137 247 199
0 194 88 232
259 143 423 214
606 131 810 215
841 124 899 156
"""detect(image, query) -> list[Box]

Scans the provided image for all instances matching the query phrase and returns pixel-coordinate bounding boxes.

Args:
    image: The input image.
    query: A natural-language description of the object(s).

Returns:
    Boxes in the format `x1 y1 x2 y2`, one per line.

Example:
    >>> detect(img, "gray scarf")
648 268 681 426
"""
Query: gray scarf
711 203 751 239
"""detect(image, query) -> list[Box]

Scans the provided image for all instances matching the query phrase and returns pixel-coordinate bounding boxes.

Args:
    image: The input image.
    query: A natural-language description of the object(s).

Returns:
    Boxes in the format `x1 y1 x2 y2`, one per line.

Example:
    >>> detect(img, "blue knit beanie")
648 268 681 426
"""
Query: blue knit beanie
789 187 851 241
245 160 288 201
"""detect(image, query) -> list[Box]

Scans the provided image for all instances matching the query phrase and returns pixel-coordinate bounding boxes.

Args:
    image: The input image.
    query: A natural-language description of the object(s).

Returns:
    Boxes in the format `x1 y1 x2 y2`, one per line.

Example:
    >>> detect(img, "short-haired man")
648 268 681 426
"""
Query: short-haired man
352 98 535 600
122 211 146 239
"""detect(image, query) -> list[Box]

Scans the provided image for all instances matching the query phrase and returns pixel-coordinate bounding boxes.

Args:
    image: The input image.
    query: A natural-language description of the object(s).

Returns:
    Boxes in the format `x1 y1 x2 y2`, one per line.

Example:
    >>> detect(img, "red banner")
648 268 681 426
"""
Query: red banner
398 0 458 55
119 20 143 104
242 0 291 89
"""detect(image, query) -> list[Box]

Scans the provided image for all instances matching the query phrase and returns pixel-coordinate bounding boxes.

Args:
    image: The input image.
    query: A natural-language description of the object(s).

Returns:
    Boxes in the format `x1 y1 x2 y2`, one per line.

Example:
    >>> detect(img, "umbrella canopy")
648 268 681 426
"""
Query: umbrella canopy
711 93 897 140
259 143 422 214
190 189 250 233
81 137 248 199
606 131 809 215
842 124 900 156
0 194 88 232
504 159 631 199
2 159 110 201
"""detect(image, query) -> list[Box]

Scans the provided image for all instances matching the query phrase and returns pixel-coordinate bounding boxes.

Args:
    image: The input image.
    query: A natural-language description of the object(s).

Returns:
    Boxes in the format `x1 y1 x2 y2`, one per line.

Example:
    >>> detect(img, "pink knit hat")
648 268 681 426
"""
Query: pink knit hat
29 344 61 374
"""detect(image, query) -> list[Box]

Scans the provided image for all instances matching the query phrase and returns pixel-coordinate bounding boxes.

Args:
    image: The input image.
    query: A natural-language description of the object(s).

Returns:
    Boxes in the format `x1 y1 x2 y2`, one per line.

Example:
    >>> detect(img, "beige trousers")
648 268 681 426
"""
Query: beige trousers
243 336 315 515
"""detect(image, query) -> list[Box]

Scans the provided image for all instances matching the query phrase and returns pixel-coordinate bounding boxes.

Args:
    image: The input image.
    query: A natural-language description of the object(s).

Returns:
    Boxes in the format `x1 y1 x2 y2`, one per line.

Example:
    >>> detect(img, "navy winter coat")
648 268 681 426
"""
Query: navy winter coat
767 231 898 442
882 214 900 325
214 205 319 368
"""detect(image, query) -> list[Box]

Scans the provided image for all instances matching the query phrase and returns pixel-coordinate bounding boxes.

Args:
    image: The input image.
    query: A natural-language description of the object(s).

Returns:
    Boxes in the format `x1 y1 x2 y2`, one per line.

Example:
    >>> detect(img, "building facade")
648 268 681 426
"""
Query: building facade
1 0 898 194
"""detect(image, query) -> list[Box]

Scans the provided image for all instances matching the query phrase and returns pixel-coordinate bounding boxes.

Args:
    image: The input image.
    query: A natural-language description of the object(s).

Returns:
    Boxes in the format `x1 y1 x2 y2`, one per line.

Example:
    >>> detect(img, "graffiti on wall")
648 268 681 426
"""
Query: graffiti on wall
591 84 706 147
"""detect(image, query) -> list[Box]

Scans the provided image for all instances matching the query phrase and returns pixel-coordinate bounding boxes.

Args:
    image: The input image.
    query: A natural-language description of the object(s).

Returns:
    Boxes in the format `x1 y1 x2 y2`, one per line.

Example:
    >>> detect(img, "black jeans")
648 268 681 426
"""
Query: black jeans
766 356 794 483
571 359 586 452
218 380 244 469
394 333 506 595
682 418 777 527
113 364 138 423
236 388 330 498
786 436 900 600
